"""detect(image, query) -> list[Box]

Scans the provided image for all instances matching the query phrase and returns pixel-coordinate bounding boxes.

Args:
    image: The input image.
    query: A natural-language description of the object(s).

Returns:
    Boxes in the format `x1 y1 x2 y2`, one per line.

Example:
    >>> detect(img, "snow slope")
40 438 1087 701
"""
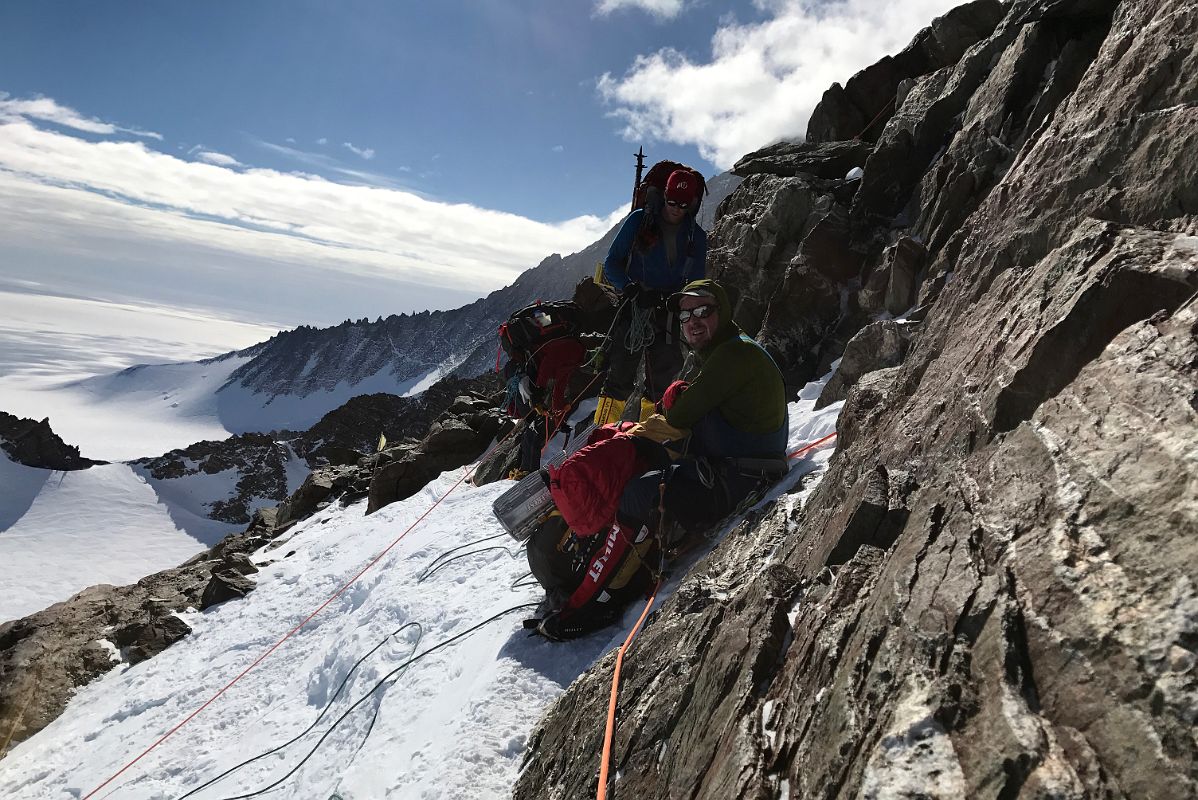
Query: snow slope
8 356 442 464
0 380 841 799
0 452 236 623
0 289 282 462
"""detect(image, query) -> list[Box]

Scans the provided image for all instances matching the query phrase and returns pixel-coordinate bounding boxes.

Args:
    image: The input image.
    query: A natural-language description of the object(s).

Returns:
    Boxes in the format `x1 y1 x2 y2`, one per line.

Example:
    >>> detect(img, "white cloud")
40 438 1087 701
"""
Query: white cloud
254 138 403 189
316 137 328 145
597 0 961 168
343 141 376 160
195 150 243 168
552 145 565 153
0 106 624 318
595 0 686 19
285 137 296 143
0 92 163 140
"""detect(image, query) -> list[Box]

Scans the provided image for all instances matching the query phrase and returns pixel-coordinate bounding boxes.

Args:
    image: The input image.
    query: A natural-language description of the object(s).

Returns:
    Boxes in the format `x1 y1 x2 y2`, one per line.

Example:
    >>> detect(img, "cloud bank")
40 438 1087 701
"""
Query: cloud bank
598 0 960 168
0 93 163 141
0 97 626 322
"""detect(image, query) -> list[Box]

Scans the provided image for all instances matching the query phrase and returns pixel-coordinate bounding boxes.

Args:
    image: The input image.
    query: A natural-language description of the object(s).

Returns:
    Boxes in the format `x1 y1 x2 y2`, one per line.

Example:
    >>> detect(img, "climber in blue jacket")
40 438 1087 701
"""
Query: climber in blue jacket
595 169 707 425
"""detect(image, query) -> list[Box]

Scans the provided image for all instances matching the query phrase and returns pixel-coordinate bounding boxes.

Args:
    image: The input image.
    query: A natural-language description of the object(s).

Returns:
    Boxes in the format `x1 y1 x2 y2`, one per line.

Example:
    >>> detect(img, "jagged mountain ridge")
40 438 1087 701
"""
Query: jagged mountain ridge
58 174 739 446
220 172 740 400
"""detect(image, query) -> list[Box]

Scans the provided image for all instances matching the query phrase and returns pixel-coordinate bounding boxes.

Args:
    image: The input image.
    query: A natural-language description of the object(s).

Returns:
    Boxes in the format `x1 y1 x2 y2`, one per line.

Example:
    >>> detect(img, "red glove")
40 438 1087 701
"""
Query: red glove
660 380 689 412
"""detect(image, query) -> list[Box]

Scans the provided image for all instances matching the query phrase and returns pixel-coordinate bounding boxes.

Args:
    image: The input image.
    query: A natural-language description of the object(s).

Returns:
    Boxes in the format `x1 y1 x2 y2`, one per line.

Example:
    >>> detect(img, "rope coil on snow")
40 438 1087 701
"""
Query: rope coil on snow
207 603 538 800
175 623 424 800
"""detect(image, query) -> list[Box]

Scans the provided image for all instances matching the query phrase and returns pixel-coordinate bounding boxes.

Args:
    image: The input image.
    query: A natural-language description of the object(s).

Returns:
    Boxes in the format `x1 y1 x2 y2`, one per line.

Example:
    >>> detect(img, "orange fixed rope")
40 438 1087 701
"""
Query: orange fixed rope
787 432 837 461
80 431 514 800
593 432 834 798
853 96 896 141
596 584 659 800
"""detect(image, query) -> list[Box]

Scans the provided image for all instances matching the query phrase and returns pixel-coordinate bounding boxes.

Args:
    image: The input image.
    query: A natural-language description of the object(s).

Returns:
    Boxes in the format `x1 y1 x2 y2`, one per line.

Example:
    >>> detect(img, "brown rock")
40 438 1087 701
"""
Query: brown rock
807 0 1006 143
733 139 874 180
817 321 914 409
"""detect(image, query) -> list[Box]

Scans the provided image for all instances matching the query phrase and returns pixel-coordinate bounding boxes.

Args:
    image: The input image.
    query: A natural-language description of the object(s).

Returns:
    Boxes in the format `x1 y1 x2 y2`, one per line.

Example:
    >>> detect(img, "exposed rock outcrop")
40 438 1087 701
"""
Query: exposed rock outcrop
806 0 1006 144
816 319 915 409
133 432 294 525
516 1 1198 798
292 372 502 467
0 412 102 470
733 140 873 180
1 558 222 748
366 404 510 514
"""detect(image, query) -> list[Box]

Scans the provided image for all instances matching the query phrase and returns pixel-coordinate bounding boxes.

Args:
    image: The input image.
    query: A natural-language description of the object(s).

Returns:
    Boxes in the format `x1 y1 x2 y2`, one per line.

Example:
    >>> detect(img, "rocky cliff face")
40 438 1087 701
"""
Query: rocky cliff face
292 373 501 466
132 432 296 525
516 1 1197 798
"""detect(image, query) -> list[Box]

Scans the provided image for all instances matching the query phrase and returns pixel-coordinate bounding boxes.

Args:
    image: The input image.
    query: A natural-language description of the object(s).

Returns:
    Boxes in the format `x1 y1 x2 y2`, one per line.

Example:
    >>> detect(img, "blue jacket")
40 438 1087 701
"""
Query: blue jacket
602 209 707 292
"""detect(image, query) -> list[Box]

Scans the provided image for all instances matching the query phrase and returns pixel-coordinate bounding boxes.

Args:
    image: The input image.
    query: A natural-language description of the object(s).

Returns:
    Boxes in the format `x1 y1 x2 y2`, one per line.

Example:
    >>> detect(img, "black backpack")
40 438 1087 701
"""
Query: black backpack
498 300 583 362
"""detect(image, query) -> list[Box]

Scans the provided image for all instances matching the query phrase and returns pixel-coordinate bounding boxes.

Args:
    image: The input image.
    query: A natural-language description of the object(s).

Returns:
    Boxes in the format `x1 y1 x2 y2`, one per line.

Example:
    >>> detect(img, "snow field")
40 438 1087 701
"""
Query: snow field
0 453 227 623
0 378 842 800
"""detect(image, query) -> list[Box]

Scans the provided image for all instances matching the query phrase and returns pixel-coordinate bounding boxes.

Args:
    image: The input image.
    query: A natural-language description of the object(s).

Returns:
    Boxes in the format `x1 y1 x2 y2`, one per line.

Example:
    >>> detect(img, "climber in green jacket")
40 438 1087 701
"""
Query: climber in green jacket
662 279 788 449
617 278 789 550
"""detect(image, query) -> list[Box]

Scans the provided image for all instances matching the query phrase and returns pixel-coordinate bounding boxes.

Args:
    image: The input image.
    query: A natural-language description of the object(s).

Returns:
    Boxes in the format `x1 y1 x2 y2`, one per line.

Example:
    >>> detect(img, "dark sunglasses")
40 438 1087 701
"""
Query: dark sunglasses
677 304 716 323
665 199 689 210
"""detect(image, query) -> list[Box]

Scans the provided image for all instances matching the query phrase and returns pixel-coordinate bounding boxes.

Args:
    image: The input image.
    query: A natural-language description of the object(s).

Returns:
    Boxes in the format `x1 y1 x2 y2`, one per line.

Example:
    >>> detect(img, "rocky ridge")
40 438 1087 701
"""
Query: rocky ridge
129 372 502 527
515 1 1197 798
213 173 738 402
0 412 103 471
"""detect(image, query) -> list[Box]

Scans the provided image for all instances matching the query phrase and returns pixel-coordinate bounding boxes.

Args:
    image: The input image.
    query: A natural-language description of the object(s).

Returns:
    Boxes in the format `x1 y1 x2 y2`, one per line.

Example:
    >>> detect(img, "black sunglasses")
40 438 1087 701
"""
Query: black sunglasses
677 303 716 323
665 199 689 210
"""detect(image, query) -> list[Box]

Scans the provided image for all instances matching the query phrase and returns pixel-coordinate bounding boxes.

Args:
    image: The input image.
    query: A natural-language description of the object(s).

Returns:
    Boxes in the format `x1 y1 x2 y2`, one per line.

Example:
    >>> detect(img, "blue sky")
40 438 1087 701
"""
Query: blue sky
1 0 752 220
0 0 959 337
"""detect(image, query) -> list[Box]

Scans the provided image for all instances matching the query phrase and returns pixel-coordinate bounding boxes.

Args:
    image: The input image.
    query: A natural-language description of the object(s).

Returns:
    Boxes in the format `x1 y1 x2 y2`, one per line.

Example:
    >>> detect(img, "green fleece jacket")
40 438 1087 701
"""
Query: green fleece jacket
665 280 787 434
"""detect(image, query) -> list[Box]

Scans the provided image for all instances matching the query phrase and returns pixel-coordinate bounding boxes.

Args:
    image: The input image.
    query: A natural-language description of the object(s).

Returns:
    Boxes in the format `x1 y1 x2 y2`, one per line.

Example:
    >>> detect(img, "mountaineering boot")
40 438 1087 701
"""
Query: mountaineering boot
593 395 626 426
639 397 656 421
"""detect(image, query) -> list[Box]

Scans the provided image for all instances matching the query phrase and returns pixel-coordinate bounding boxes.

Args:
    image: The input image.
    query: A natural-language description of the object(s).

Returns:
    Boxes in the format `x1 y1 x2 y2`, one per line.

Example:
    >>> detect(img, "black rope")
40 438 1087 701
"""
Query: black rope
415 531 512 582
416 543 527 584
208 603 539 800
176 622 423 800
510 570 539 591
